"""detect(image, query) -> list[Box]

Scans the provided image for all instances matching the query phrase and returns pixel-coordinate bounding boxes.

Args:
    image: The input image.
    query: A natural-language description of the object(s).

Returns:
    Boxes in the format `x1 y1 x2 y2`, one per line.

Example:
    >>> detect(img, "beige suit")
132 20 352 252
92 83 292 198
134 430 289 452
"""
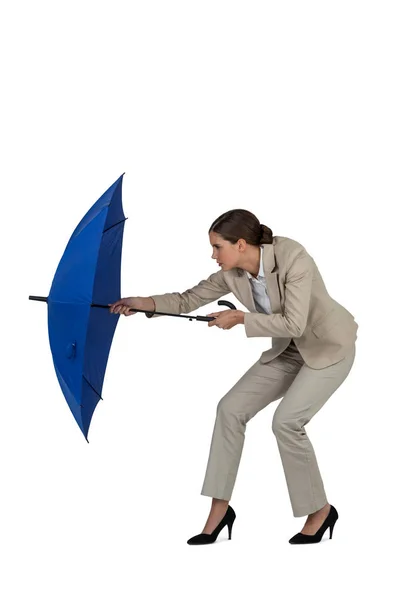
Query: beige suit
149 236 358 516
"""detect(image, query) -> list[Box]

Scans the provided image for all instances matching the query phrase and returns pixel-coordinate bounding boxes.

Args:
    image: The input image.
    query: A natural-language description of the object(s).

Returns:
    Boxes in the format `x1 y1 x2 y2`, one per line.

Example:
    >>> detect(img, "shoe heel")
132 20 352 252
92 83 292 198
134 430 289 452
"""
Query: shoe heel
227 520 234 540
329 520 336 539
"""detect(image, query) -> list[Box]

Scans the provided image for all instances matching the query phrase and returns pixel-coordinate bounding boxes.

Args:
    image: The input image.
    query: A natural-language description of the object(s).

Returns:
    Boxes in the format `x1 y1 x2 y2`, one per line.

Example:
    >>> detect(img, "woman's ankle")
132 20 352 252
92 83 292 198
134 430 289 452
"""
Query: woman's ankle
309 502 330 517
212 498 229 507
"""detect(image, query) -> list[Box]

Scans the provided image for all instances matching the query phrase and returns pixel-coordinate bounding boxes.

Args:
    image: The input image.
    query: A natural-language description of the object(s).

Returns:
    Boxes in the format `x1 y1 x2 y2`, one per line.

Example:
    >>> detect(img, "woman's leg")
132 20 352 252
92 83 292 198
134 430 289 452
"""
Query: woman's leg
271 344 356 520
200 342 304 533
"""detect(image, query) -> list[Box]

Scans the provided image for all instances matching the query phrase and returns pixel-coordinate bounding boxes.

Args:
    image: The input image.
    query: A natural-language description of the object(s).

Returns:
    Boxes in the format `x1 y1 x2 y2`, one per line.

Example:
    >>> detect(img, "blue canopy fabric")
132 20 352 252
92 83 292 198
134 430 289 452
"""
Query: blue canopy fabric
47 174 126 440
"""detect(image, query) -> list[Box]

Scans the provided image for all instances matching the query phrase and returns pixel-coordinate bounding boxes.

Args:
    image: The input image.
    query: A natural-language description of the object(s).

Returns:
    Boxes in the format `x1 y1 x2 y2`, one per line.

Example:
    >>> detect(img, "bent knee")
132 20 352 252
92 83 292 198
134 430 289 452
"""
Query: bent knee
272 414 300 435
216 396 249 425
216 395 238 415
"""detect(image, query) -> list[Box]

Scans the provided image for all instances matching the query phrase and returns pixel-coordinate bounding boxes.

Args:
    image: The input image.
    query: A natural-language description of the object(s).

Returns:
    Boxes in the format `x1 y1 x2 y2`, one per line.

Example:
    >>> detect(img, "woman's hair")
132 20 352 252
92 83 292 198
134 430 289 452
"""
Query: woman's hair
208 209 273 246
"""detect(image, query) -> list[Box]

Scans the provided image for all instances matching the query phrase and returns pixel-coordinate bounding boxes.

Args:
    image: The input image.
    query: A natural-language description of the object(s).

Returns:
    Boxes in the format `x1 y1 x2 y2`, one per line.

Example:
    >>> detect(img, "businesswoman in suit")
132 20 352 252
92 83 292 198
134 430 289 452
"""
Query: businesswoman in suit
109 209 358 545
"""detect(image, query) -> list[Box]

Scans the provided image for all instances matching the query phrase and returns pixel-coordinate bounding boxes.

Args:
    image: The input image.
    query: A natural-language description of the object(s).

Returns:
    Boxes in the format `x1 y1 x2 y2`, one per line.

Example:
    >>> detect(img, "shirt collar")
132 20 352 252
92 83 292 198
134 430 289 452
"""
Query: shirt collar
246 245 264 279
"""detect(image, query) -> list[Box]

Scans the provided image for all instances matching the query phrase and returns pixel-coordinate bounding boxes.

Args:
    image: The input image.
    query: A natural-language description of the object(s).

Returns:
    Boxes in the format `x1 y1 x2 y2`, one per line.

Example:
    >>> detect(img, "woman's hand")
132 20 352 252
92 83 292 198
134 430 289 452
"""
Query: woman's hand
206 310 245 330
108 296 155 316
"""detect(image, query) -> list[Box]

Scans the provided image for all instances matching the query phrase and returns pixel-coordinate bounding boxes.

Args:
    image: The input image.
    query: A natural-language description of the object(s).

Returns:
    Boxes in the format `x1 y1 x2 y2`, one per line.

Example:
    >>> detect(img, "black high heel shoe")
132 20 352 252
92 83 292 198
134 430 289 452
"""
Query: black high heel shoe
289 504 339 544
187 505 236 545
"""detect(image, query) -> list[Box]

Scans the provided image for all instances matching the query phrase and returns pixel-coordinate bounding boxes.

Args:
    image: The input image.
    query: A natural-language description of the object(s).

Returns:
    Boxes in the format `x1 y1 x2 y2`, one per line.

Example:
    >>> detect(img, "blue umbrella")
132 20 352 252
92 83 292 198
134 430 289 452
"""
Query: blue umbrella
29 173 237 441
29 174 127 441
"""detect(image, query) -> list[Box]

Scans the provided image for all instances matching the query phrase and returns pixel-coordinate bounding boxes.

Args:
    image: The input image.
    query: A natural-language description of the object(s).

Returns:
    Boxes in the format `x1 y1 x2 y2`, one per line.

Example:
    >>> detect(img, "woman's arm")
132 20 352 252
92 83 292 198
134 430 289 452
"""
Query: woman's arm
148 269 231 318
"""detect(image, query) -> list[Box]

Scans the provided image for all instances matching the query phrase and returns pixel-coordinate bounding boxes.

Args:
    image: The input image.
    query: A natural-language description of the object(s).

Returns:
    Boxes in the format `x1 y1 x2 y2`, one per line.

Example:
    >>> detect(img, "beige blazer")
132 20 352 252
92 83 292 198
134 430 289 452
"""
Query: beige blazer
149 236 358 369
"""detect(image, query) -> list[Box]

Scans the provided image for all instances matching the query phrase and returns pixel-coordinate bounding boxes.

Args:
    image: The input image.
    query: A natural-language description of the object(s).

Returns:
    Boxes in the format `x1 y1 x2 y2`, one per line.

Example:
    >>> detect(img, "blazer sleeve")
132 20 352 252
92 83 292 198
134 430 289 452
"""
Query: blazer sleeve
147 269 231 318
244 249 313 338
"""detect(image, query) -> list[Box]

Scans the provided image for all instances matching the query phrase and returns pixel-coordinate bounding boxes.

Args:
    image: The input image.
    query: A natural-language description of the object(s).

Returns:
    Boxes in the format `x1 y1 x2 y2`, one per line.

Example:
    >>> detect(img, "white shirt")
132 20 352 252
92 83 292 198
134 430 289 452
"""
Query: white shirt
245 245 272 314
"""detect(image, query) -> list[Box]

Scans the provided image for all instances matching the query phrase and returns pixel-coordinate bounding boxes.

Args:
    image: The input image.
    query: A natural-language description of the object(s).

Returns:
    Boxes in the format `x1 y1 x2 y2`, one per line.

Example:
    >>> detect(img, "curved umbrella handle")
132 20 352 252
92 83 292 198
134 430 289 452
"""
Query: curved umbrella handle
194 300 237 322
217 300 237 310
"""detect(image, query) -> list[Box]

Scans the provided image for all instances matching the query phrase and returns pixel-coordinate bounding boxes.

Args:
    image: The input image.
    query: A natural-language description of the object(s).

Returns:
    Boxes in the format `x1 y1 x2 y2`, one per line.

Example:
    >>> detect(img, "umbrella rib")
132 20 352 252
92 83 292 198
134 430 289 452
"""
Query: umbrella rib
103 218 127 234
83 375 103 401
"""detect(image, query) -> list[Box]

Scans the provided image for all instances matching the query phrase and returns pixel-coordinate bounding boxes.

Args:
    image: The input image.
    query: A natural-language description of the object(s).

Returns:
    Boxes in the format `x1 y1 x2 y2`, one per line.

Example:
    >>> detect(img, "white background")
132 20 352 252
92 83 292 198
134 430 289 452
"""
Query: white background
1 1 399 598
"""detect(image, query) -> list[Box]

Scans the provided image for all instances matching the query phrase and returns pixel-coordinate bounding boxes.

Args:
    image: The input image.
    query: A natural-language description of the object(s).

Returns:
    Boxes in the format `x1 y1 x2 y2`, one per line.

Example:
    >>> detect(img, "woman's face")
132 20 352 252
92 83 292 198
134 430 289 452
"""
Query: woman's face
209 231 238 270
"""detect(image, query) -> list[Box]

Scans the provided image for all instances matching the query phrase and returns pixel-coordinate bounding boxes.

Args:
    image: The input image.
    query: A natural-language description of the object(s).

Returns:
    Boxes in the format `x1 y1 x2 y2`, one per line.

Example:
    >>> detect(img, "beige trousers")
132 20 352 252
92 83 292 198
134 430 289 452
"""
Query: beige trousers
200 339 356 517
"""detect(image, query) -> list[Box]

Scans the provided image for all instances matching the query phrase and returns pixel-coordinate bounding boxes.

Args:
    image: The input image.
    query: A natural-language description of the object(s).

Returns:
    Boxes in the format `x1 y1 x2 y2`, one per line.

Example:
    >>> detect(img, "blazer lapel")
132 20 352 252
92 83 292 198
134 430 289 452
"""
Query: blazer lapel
233 243 282 315
263 243 282 314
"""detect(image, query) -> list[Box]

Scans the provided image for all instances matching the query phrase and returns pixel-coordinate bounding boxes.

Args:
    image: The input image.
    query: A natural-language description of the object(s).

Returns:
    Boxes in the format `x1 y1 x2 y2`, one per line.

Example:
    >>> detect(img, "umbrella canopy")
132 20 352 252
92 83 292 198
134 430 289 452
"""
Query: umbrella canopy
29 173 239 441
45 174 126 440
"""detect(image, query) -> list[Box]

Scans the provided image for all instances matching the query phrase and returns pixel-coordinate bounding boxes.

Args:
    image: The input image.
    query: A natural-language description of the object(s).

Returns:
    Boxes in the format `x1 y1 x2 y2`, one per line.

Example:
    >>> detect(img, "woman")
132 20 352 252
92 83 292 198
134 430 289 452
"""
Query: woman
109 209 358 545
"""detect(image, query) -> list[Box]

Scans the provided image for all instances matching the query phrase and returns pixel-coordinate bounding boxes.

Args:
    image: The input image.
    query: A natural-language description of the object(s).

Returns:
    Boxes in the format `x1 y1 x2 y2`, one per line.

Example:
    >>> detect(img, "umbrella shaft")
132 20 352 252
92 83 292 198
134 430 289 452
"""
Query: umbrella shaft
28 299 214 321
91 303 213 321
